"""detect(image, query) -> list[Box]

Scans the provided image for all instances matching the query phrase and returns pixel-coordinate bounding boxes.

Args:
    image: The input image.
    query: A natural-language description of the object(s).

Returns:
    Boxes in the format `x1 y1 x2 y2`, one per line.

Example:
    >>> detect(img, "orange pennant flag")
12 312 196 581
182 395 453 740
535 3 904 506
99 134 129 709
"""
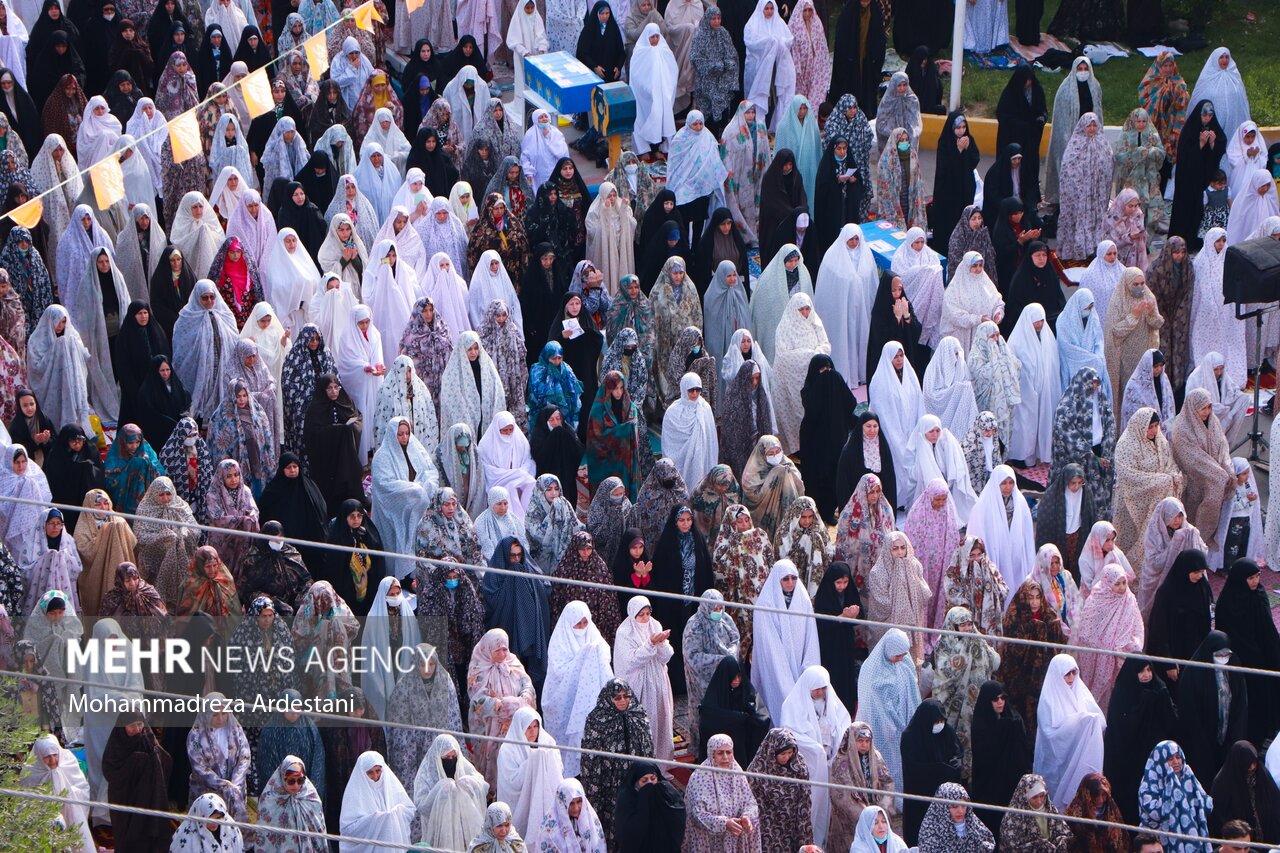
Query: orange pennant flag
303 32 329 79
168 111 202 163
353 0 384 31
242 68 274 119
7 196 41 228
405 0 423 13
90 156 126 210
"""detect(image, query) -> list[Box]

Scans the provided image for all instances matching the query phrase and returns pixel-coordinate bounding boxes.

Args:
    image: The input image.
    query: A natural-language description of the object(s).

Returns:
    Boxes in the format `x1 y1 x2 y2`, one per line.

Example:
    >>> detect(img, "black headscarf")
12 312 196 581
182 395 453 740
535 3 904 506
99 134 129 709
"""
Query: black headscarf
146 0 190 66
115 301 172 418
995 67 1048 184
1033 462 1097 563
697 654 771 763
968 679 1031 834
401 39 441 134
6 388 55 461
692 207 750 299
437 35 492 82
834 410 897 512
102 708 173 848
104 70 142 125
830 0 885 116
798 353 855 522
149 245 195 339
575 0 625 82
906 46 944 113
865 268 925 387
276 181 328 261
757 149 807 258
1208 740 1280 840
614 760 686 853
481 534 552 685
26 0 81 68
135 354 192 450
520 246 567 359
1215 558 1280 745
321 499 386 624
231 25 273 73
44 424 106 522
524 184 578 278
988 195 1028 292
812 562 860 711
1103 656 1177 823
529 402 584 509
196 25 234 92
1170 100 1227 247
636 188 681 254
308 79 353 144
1146 548 1213 673
637 217 687 293
296 151 339 213
609 527 650 614
1176 630 1249 785
257 450 330 570
811 135 864 254
1003 240 1064 335
0 69 42 155
932 110 981 251
461 137 500 197
408 128 459 196
650 504 713 691
900 697 963 844
28 31 85 110
302 373 364 516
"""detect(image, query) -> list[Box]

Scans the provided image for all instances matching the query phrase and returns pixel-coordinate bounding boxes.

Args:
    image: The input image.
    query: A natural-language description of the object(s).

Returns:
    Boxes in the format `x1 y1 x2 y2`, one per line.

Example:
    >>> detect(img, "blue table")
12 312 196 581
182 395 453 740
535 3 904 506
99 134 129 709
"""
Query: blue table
859 220 948 280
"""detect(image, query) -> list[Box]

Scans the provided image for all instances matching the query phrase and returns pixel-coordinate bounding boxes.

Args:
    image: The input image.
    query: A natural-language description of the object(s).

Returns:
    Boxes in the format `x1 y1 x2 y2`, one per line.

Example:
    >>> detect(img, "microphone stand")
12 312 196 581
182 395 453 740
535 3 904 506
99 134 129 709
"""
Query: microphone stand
1233 302 1277 464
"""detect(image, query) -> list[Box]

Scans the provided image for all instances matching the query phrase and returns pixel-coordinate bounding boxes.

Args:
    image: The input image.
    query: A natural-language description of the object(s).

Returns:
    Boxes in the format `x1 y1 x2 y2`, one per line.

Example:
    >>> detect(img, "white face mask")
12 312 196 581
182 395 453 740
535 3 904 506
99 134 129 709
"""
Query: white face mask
1081 305 1093 316
1213 651 1232 664
931 722 945 734
1075 69 1090 82
386 593 403 607
624 164 638 175
268 539 284 551
766 452 784 466
183 437 197 447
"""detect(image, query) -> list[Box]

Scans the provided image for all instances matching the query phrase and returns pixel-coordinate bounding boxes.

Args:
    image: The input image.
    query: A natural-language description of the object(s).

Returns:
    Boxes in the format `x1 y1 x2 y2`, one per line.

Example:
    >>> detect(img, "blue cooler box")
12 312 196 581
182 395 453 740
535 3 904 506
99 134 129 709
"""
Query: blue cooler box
859 220 948 279
524 51 604 115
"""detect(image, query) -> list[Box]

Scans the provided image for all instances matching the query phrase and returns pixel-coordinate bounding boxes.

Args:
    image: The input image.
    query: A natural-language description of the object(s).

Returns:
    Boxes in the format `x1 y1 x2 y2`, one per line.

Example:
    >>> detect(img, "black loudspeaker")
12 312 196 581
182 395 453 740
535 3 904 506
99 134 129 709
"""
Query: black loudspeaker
1224 236 1280 304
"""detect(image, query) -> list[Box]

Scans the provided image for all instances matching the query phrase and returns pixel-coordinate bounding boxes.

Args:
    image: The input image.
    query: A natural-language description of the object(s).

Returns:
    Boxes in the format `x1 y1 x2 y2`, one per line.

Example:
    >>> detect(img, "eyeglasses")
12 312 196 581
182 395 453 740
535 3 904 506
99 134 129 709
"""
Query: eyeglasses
284 776 305 786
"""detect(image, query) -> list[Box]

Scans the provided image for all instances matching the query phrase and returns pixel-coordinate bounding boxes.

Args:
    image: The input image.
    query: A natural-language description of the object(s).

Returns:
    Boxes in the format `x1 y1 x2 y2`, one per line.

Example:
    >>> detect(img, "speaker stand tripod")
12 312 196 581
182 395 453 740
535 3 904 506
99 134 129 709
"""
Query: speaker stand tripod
1233 304 1277 464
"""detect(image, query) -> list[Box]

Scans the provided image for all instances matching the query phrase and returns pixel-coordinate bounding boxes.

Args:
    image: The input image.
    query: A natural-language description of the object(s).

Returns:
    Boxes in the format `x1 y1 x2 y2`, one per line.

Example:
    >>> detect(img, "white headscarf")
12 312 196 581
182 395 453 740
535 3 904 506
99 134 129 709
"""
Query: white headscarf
171 192 227 279
750 559 820 718
940 250 1004 352
1189 229 1246 382
359 575 423 720
867 341 924 496
779 663 851 846
210 113 256 194
855 628 921 794
125 99 166 190
442 66 491 138
903 413 976 518
662 372 720 492
921 336 980 440
1188 47 1251 139
665 110 727 204
354 141 402 222
1225 121 1269 200
373 205 430 282
476 410 537 515
307 272 357 347
814 223 877 385
263 229 321 335
519 109 569 190
363 239 418 364
54 203 113 297
966 464 1035 602
506 0 548 55
75 96 122 168
362 107 412 173
468 249 523 331
333 303 385 458
1226 167 1279 245
224 189 276 272
742 0 794 129
496 706 564 836
60 245 126 418
1032 654 1106 806
112 134 156 210
261 116 310 189
526 777 608 853
890 226 946 347
173 280 241 418
541 599 614 776
438 330 506 439
209 165 248 220
630 23 678 147
1078 240 1124 322
331 36 374 109
1056 287 1109 398
421 251 472 336
1006 303 1061 466
339 751 415 852
171 792 246 852
21 735 95 853
27 305 94 435
391 167 433 216
411 734 489 850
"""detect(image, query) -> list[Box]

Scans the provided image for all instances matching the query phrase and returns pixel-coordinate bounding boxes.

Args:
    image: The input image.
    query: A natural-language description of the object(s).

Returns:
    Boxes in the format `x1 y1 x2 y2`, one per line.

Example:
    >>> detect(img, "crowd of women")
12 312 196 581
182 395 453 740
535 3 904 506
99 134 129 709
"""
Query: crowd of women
0 0 1273 846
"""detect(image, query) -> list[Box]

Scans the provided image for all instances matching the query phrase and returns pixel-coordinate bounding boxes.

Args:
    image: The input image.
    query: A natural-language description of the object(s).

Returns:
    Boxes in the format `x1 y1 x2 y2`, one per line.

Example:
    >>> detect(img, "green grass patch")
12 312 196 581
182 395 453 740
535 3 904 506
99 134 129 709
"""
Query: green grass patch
849 0 1280 122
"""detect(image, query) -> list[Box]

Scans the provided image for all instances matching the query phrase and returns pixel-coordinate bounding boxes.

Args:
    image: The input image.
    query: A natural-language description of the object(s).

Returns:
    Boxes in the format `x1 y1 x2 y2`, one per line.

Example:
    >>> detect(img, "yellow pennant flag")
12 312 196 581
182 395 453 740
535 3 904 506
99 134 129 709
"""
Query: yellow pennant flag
405 0 423 13
89 156 125 210
353 0 383 32
303 32 329 79
7 196 41 228
241 68 274 119
168 111 202 163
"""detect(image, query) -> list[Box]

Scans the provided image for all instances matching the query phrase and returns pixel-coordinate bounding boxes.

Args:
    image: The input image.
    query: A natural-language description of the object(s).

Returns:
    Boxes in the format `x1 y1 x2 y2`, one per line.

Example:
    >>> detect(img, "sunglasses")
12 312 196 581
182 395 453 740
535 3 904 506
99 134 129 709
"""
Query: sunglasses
284 775 305 786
